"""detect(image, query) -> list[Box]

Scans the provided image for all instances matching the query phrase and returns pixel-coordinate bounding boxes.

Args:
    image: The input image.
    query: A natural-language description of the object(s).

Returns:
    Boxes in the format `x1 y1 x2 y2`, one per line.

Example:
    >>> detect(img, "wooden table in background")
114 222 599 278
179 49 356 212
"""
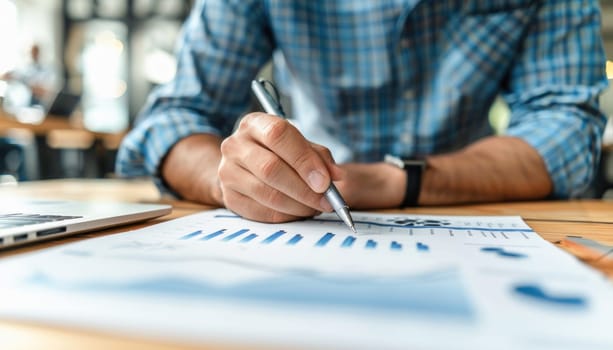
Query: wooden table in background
0 109 124 145
2 179 613 349
1 109 126 179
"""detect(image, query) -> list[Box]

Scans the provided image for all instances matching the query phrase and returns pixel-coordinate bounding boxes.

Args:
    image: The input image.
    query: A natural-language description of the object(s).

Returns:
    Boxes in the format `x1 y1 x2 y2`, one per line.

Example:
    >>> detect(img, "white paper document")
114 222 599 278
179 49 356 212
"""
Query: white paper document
1 209 612 350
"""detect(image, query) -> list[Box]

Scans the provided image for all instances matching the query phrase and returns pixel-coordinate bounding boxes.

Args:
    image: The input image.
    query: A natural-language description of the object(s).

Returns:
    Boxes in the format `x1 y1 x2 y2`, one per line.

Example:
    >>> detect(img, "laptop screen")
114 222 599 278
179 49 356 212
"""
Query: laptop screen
47 91 80 118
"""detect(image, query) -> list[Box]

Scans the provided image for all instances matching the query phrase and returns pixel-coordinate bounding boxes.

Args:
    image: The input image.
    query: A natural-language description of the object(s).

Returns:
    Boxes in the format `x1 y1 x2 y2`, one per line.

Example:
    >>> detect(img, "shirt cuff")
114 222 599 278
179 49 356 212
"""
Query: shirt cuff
505 109 605 198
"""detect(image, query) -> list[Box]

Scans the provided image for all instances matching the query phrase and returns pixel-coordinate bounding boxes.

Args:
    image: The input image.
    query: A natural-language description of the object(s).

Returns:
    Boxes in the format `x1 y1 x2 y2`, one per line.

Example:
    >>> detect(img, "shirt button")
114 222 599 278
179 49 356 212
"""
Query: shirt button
400 38 411 49
401 133 413 144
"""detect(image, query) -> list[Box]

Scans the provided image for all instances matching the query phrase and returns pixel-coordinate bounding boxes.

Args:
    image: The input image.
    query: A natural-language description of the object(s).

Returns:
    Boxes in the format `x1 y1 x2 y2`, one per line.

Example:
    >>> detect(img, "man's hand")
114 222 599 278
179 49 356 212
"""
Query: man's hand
218 112 344 223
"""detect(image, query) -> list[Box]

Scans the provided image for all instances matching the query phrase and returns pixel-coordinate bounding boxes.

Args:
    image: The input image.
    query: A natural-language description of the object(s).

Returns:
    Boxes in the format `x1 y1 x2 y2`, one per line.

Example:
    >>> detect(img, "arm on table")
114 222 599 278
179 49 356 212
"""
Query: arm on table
334 136 552 209
419 136 552 205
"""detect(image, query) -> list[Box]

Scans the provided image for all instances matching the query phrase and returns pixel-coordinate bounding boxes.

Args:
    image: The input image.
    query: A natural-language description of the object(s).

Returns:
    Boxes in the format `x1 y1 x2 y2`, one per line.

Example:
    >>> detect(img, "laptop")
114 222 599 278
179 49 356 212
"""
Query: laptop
46 90 80 118
0 198 171 249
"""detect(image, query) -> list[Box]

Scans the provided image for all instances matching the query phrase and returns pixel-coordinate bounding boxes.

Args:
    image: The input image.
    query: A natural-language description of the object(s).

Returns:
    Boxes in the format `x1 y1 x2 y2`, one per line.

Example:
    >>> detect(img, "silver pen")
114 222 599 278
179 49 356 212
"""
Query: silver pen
251 79 357 233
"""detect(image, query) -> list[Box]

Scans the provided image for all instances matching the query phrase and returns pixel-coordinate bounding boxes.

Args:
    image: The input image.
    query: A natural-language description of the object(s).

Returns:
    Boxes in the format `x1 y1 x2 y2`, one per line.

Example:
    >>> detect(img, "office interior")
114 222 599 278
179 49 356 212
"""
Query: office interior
0 0 613 196
0 0 192 182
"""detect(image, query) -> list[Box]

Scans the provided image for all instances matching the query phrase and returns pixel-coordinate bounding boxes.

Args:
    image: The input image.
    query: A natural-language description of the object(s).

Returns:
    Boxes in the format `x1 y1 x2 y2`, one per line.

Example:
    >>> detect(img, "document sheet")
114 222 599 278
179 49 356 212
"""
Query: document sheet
1 209 612 350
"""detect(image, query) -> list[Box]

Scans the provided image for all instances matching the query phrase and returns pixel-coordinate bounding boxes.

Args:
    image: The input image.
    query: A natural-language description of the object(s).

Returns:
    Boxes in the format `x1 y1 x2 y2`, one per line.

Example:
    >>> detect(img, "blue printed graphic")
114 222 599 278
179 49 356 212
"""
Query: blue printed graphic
481 247 526 259
417 242 429 251
513 284 587 308
28 268 474 320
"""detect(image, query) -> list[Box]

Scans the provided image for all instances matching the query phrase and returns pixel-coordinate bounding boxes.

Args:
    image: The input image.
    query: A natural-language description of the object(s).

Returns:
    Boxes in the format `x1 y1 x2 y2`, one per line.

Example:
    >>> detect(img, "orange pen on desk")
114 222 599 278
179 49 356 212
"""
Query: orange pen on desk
558 236 613 264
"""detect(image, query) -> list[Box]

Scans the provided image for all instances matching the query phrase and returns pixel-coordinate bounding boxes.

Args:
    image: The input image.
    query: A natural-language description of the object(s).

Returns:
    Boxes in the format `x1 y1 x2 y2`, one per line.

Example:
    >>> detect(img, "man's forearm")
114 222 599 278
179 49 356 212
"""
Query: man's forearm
420 136 553 205
161 134 224 206
161 134 553 208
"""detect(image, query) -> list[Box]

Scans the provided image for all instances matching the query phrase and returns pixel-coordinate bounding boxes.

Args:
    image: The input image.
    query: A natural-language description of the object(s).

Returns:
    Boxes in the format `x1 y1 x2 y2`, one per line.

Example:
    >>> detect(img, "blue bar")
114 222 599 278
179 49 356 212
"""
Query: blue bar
341 236 356 248
222 229 249 242
417 242 429 251
262 230 286 244
315 232 335 247
180 230 202 240
240 233 258 243
201 229 226 241
365 240 377 249
286 234 303 245
391 241 402 250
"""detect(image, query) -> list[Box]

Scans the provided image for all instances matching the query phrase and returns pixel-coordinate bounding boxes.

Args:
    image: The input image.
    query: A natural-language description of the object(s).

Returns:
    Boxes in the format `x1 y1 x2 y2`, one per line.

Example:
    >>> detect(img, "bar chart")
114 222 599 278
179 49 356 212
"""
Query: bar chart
173 212 536 254
179 227 431 252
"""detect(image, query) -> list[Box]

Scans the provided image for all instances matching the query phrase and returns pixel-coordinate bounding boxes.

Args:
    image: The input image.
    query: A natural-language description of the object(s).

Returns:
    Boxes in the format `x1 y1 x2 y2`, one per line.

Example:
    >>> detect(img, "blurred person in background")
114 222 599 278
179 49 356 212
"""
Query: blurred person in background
1 43 58 111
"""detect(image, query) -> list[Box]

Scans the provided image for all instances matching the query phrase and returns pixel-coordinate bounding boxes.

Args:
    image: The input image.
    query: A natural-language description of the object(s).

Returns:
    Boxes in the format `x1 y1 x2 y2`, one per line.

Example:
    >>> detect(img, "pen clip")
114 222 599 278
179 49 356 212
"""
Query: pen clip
255 78 286 117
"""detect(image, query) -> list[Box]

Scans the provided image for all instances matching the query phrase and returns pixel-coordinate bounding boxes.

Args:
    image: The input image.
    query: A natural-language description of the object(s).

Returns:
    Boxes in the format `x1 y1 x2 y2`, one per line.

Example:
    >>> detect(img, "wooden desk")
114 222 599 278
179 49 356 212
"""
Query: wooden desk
1 179 613 349
0 108 124 144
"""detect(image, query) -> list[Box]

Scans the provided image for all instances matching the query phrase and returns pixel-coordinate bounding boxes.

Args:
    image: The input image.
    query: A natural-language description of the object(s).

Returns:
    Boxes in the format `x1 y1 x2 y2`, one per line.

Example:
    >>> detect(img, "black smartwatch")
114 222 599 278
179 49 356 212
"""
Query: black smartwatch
384 154 426 207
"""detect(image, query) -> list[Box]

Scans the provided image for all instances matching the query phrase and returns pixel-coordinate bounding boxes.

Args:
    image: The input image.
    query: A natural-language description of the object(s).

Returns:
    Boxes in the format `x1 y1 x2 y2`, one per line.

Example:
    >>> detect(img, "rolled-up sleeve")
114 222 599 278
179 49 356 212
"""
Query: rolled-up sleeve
116 0 273 181
503 0 609 198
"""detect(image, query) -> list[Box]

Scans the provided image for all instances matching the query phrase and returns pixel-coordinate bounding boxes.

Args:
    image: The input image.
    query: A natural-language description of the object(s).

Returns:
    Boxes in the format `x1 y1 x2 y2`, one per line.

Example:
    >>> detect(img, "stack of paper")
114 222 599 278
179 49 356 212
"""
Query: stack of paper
1 209 612 349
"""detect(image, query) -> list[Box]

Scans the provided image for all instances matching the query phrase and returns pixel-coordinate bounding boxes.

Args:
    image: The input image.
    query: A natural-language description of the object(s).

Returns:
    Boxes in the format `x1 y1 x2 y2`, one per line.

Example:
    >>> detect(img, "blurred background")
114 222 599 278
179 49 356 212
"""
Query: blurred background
0 0 192 182
0 0 612 197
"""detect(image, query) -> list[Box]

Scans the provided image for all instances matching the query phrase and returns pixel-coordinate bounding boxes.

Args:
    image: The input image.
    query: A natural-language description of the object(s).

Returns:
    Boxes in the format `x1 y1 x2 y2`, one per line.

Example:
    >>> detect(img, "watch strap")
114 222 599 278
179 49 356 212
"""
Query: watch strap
384 155 425 208
402 160 424 207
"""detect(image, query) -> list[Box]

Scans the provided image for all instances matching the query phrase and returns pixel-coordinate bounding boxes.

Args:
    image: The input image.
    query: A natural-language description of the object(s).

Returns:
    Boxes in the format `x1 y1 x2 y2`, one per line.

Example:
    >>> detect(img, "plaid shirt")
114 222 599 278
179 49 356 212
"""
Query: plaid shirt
117 0 608 198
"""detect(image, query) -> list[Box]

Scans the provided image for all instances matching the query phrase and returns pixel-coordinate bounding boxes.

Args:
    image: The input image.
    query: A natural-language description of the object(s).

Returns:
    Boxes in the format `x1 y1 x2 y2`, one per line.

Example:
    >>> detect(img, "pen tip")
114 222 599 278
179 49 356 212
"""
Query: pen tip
351 225 357 234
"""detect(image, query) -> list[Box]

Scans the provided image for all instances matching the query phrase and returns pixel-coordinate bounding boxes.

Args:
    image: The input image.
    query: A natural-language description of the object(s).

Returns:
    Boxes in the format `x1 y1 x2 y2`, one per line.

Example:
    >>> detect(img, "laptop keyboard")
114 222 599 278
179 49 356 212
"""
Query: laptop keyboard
0 213 83 229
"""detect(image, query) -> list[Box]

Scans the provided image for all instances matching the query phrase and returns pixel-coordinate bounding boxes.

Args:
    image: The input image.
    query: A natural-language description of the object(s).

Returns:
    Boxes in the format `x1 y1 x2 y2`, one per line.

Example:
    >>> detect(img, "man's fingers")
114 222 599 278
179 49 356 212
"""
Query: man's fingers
219 112 342 223
310 143 346 181
223 190 303 223
238 113 332 193
218 154 325 218
220 128 330 211
247 147 331 211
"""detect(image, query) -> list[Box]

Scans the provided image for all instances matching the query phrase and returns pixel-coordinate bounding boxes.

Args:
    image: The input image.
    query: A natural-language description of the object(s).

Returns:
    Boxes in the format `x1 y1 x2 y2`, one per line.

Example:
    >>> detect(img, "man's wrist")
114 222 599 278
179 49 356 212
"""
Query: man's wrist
384 154 426 207
160 134 223 205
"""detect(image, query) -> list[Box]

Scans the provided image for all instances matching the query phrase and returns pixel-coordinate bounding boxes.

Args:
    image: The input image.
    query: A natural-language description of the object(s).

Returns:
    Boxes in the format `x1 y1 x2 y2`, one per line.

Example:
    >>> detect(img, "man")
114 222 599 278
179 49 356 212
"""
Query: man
117 0 608 223
1 44 57 107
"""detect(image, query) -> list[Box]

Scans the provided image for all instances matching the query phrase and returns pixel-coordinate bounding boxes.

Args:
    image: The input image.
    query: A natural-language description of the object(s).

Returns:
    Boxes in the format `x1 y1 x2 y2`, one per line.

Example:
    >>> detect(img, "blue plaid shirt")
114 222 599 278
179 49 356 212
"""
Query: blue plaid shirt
117 0 608 198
